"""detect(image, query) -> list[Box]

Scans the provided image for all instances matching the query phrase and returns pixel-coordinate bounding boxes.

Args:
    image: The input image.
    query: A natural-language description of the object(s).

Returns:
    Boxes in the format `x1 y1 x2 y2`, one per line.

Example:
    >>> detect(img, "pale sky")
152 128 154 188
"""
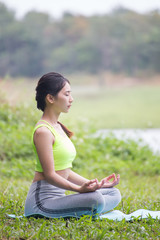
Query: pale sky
1 0 160 19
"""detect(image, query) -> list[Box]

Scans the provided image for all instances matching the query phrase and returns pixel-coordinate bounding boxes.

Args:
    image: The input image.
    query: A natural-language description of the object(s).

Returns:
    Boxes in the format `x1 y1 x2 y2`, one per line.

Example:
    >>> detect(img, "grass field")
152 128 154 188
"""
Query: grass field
1 75 160 129
62 85 160 129
0 77 160 239
0 176 160 239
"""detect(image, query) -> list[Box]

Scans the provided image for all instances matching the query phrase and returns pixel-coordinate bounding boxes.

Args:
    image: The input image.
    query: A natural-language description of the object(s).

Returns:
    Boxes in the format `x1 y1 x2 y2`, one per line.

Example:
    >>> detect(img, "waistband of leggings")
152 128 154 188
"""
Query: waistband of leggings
30 180 66 192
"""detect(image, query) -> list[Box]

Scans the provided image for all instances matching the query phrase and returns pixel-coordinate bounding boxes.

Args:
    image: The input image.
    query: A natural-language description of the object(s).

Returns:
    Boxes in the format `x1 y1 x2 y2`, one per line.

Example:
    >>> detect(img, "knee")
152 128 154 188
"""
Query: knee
91 191 105 213
112 188 121 205
84 191 105 214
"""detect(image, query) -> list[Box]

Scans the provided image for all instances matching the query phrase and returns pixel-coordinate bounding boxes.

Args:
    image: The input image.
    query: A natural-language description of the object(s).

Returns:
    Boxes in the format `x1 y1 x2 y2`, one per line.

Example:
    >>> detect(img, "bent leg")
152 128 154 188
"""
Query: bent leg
97 188 121 213
25 180 105 218
42 191 105 218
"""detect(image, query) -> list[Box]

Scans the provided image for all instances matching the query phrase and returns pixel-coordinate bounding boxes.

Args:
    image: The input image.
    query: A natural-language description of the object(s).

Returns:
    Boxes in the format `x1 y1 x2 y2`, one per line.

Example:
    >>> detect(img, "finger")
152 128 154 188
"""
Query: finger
109 173 116 178
112 177 120 186
99 179 105 188
88 179 97 185
88 183 99 191
92 179 102 189
100 179 105 185
116 175 120 184
112 173 116 180
94 178 102 188
88 179 99 188
117 174 120 179
105 174 115 182
84 180 95 187
108 173 116 180
115 174 120 182
94 179 101 187
94 178 99 184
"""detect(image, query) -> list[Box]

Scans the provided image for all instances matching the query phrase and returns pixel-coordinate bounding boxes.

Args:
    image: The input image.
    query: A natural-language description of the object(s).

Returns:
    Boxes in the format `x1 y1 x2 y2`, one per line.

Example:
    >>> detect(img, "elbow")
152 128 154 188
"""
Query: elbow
43 171 57 184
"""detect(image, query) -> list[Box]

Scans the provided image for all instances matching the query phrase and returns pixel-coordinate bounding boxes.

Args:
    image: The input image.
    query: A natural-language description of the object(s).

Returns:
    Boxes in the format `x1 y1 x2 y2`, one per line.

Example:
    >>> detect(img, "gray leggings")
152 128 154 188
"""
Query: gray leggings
25 180 121 218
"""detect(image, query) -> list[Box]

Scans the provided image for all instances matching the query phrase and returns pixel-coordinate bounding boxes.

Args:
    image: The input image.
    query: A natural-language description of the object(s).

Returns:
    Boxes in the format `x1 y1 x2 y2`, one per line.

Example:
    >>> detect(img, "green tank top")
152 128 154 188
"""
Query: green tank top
32 120 76 171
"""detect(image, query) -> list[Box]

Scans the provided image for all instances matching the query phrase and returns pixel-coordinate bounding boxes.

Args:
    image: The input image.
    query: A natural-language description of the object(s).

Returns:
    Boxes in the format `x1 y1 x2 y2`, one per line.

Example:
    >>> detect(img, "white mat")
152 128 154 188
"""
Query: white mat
99 209 160 221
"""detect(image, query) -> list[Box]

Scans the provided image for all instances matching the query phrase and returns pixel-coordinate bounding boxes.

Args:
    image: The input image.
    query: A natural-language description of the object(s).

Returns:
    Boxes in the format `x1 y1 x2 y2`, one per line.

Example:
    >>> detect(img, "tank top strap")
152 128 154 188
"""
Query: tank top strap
32 122 59 140
39 119 52 126
37 120 59 136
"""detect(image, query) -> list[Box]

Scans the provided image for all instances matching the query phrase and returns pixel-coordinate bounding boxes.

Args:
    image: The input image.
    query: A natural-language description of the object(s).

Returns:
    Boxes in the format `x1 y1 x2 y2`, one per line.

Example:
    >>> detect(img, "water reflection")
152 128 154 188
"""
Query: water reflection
95 129 160 155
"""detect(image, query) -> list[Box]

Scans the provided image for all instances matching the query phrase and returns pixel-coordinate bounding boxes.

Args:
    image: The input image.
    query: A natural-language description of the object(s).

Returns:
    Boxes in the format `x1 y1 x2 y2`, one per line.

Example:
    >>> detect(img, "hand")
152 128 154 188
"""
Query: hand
79 178 105 193
100 173 120 188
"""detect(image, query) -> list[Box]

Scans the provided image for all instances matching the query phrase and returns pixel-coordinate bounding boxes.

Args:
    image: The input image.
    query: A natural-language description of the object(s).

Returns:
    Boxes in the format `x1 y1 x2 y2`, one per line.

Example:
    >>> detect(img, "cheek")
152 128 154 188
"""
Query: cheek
58 96 67 105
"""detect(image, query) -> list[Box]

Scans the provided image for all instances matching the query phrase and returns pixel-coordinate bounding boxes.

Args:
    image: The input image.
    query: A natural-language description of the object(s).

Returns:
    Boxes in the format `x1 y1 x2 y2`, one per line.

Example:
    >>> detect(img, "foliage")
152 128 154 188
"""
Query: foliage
0 87 160 239
0 96 160 179
72 134 160 178
0 177 160 239
0 102 39 162
0 2 160 76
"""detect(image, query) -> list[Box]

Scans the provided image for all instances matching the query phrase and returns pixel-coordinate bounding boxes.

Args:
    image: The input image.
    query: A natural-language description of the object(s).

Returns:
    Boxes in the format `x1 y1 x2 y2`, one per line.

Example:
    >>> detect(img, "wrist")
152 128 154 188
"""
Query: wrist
69 183 81 193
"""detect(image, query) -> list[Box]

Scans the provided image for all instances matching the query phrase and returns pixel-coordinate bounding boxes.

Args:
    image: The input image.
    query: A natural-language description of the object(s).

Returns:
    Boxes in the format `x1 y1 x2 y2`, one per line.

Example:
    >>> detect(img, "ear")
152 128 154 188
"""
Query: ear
46 94 55 104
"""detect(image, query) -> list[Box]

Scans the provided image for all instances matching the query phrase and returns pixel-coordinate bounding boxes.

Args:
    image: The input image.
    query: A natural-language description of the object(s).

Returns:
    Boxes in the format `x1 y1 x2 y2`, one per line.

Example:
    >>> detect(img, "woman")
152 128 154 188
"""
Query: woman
25 72 121 218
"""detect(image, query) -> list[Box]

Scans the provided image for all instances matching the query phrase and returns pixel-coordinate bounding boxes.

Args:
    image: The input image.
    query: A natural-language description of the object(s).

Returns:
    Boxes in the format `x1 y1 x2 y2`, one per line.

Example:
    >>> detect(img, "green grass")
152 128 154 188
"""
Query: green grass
1 78 160 129
0 176 160 239
61 85 160 129
0 83 160 239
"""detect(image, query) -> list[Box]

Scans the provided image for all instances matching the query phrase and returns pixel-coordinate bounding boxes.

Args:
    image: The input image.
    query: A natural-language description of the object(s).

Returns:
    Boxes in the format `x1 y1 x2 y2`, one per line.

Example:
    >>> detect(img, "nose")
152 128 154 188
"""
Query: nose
70 95 73 103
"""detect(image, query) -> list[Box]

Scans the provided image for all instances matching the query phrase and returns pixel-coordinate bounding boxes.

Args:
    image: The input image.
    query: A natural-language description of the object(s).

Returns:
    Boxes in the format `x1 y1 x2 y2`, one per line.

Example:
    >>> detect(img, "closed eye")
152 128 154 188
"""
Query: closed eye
65 90 71 96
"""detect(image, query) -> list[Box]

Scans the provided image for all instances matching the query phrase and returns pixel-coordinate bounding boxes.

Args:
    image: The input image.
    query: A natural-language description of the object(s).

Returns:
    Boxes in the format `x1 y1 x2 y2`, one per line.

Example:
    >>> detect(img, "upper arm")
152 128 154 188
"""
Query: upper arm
34 127 55 176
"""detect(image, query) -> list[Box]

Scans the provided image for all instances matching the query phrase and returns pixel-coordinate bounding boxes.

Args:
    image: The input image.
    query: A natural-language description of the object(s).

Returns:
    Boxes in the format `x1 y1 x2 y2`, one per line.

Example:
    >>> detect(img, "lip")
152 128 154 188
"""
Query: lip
68 105 72 108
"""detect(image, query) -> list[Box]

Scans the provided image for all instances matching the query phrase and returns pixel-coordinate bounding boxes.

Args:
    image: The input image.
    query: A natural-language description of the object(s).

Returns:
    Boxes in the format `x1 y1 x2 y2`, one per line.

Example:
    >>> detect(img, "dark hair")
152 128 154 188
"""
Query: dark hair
35 72 73 138
35 72 70 112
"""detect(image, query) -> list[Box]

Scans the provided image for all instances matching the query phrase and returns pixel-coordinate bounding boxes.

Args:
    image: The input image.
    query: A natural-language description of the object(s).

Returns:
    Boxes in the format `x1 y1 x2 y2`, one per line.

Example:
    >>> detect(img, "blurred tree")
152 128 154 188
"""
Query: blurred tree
0 2 160 77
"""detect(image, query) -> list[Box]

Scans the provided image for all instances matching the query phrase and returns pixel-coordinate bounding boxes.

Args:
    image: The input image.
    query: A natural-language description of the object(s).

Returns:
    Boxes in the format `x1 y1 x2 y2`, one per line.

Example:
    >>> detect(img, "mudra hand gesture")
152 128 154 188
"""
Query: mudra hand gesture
100 173 120 188
79 173 120 193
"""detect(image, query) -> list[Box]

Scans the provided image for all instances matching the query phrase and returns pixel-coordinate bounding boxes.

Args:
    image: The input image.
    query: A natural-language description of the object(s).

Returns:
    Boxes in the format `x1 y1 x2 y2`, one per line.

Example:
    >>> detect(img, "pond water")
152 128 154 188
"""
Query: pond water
95 128 160 155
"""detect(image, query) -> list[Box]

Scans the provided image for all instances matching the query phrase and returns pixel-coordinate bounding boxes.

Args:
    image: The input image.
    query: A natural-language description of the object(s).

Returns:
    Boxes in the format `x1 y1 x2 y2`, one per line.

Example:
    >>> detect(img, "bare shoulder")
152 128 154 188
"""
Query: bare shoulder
35 126 51 135
34 126 55 142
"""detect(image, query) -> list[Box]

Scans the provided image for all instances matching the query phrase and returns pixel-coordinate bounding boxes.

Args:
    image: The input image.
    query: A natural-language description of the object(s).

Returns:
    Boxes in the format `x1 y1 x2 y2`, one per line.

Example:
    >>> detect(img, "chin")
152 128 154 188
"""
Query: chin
62 109 69 113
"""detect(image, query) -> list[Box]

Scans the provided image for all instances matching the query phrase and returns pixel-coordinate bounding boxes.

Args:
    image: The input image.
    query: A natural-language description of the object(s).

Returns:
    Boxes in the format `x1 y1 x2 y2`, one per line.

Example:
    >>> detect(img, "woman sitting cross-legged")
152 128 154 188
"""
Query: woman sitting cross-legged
25 72 121 219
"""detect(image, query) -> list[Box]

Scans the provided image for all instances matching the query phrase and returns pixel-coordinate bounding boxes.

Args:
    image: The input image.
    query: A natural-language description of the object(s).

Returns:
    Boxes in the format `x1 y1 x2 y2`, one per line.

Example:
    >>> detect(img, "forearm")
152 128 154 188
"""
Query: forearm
45 172 81 192
44 171 103 194
68 170 89 186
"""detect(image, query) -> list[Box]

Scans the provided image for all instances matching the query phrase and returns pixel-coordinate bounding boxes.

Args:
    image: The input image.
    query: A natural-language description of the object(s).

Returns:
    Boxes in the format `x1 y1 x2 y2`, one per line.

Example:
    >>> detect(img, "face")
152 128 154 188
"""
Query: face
53 82 73 113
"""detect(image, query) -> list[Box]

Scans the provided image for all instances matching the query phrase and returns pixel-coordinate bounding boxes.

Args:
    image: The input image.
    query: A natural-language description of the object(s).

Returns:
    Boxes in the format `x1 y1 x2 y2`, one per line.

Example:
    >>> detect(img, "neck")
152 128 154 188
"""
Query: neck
42 108 60 126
